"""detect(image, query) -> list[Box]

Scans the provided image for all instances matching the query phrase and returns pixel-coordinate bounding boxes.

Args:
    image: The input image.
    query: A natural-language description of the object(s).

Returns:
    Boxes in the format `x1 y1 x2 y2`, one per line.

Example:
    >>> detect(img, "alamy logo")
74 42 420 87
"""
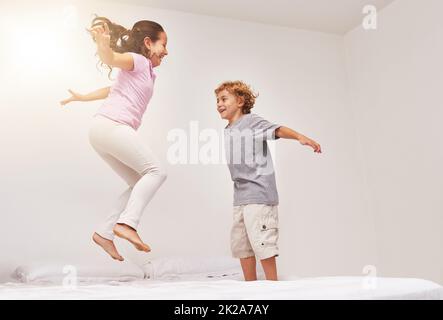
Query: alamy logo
62 265 78 289
362 5 378 30
167 121 277 175
362 265 378 290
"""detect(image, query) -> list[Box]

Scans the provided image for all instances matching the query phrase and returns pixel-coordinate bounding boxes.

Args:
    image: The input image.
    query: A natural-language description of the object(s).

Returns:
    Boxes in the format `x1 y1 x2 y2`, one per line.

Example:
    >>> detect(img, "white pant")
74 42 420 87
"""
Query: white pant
88 115 167 240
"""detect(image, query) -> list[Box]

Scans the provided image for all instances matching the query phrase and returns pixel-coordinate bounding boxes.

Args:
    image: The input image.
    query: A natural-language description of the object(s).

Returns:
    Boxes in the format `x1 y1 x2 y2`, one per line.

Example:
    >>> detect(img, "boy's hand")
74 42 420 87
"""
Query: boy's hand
60 89 84 106
299 136 322 153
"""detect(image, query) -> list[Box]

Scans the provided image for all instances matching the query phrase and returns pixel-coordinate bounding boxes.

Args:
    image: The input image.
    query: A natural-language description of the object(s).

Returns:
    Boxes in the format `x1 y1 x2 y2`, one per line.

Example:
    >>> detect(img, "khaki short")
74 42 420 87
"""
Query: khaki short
230 204 279 260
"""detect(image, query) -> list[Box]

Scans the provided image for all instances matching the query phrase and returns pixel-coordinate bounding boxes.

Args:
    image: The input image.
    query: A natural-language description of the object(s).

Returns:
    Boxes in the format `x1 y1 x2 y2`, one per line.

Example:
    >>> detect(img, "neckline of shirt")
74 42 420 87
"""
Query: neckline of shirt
225 113 251 129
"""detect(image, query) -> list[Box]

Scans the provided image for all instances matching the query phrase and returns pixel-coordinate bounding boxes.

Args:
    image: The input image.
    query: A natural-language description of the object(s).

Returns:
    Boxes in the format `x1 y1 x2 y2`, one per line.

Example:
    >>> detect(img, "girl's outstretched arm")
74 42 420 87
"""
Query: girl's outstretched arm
88 23 134 71
60 87 110 106
275 126 322 153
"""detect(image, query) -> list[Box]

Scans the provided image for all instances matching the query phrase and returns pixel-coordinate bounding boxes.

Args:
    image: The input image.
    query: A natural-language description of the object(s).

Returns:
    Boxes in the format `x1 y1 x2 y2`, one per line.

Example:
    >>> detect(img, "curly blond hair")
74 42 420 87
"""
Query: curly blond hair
214 81 258 114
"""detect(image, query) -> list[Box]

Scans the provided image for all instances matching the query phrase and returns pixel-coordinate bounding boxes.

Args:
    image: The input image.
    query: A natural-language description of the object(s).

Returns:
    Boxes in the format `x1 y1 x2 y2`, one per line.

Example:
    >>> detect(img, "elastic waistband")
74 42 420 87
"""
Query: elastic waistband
93 114 124 125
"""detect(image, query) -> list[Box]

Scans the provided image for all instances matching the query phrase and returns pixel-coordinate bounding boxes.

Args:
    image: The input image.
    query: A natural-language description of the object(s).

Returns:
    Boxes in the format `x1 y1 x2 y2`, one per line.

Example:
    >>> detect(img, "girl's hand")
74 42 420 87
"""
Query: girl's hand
60 89 84 106
299 136 322 153
87 22 115 66
87 23 111 49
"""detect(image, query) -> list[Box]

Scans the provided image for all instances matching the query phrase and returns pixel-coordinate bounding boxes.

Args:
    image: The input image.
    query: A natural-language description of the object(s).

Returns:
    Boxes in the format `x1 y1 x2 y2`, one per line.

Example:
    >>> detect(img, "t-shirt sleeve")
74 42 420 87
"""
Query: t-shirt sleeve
128 52 149 73
249 113 281 140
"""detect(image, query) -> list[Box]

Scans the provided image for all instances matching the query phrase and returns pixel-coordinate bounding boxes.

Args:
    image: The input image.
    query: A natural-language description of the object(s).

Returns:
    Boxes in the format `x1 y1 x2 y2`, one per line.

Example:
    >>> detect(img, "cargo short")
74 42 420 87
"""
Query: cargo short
230 204 279 260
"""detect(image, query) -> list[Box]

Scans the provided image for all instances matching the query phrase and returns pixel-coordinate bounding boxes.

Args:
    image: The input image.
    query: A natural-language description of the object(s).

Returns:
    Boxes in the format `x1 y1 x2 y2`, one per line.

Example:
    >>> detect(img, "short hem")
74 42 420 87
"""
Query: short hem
256 251 279 260
232 252 255 259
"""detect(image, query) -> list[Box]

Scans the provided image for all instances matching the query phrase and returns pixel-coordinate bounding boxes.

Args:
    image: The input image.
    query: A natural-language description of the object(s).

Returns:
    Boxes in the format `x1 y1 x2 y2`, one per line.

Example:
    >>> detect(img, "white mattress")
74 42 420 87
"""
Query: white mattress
1 276 442 300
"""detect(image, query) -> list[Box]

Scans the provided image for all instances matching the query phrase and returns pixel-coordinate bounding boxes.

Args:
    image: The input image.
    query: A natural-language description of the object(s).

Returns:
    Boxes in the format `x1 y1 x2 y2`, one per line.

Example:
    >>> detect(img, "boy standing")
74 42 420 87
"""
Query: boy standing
215 81 321 281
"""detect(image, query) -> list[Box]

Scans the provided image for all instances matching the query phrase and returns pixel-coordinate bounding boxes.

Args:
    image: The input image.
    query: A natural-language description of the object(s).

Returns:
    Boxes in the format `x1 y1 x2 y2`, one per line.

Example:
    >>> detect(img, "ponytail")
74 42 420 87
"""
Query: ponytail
89 15 164 78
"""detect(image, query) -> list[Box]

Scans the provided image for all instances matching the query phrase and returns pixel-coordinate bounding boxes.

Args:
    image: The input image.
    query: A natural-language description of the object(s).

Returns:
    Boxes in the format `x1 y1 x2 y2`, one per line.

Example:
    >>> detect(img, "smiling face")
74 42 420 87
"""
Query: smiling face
145 31 168 67
216 89 244 123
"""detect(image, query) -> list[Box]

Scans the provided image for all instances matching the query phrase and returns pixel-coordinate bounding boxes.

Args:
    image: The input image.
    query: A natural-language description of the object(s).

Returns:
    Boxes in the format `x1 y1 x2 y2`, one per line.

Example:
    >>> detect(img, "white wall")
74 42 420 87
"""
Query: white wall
0 0 377 281
345 0 443 284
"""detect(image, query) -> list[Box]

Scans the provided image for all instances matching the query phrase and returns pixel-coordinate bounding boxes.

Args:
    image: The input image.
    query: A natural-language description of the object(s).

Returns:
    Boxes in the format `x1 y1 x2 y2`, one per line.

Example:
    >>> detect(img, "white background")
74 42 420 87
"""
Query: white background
0 0 441 284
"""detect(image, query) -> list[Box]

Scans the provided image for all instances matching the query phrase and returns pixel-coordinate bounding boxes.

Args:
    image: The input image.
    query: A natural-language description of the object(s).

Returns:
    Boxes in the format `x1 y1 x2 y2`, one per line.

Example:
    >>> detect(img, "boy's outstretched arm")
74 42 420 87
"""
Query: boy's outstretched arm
60 87 111 106
275 126 322 153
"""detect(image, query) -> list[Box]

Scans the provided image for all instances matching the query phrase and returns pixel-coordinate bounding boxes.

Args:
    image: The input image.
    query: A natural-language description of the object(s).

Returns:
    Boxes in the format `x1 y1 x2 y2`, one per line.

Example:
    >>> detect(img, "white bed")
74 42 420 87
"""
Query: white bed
1 276 442 300
1 256 442 300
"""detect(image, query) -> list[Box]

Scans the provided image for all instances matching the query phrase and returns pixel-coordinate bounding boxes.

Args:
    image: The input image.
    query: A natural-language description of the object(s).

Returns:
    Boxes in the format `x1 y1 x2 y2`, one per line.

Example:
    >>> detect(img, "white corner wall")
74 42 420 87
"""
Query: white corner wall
345 0 443 284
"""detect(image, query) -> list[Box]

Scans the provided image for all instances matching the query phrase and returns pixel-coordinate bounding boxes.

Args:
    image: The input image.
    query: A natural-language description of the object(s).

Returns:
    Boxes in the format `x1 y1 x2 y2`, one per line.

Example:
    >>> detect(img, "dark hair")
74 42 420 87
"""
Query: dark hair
89 15 164 77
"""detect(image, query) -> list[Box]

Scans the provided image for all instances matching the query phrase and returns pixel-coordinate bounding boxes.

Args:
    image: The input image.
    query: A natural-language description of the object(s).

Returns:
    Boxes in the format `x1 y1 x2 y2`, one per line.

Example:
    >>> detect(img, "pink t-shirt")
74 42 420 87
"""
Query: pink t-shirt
95 52 156 130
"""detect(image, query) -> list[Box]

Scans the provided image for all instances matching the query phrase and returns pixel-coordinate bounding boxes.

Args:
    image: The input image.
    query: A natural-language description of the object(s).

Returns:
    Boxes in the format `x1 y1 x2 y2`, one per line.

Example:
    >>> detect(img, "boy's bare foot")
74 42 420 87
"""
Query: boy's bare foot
92 232 124 261
113 223 151 252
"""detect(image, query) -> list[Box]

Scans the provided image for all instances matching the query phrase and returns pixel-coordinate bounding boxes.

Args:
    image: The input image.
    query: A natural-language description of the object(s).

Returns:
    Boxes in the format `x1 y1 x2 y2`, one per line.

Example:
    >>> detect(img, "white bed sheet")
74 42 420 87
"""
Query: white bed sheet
1 276 442 300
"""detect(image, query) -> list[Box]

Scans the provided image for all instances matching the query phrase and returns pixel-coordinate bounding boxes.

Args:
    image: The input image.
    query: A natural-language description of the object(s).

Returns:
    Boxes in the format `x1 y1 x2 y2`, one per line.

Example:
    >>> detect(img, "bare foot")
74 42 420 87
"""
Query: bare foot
113 223 151 252
92 232 124 261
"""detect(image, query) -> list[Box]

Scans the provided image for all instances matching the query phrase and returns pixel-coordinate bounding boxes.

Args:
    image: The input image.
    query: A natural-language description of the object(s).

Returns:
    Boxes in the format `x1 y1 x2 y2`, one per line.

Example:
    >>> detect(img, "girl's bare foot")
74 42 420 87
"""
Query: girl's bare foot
92 232 124 261
113 223 151 252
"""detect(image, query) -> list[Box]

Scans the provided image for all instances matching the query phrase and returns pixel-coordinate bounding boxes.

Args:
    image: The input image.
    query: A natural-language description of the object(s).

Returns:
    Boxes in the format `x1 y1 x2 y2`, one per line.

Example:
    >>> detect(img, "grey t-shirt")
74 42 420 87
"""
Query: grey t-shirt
224 113 281 206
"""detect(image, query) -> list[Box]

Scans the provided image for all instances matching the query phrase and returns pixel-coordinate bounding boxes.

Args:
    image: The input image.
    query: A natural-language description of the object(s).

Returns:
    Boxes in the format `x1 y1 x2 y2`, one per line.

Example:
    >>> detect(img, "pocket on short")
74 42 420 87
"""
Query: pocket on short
259 206 279 246
259 206 278 230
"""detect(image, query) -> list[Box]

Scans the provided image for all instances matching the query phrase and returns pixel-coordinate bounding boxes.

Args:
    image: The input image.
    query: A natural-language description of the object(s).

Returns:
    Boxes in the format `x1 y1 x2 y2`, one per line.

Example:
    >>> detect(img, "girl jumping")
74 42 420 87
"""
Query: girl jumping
61 16 168 261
